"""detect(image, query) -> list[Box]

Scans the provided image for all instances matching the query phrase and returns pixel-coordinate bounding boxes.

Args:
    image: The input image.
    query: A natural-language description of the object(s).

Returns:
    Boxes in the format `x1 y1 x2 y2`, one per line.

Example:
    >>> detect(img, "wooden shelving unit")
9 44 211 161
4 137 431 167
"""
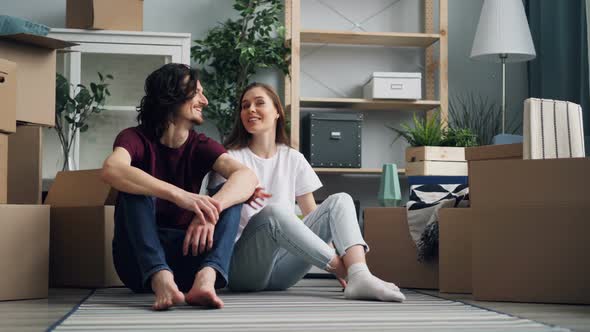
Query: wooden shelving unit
300 97 440 111
299 30 440 48
284 0 448 171
313 167 406 175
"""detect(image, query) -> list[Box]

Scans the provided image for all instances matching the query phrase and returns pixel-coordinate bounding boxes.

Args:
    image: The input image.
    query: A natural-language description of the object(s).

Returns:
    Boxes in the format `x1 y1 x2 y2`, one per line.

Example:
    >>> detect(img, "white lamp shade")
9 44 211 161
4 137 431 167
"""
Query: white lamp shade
471 0 536 63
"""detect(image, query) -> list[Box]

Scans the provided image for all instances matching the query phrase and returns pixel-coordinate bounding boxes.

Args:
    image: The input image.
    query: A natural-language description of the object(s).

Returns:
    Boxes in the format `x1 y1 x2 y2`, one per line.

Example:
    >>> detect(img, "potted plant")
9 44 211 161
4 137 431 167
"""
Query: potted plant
449 91 521 145
390 111 478 176
191 0 290 140
54 72 112 171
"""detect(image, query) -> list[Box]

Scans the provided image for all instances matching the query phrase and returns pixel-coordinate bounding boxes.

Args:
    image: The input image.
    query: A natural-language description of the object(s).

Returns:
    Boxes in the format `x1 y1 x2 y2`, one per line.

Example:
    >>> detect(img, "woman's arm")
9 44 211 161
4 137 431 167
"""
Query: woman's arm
296 192 318 217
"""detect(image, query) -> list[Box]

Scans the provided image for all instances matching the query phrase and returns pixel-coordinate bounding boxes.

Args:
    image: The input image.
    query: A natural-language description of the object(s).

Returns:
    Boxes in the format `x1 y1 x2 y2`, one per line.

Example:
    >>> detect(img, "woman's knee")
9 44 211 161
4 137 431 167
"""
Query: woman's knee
258 203 292 221
325 192 353 207
244 203 293 232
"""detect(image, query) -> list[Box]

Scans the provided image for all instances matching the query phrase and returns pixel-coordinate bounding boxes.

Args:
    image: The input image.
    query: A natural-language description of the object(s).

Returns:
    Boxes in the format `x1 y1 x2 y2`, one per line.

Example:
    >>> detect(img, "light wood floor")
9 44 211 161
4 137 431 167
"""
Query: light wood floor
1 282 589 332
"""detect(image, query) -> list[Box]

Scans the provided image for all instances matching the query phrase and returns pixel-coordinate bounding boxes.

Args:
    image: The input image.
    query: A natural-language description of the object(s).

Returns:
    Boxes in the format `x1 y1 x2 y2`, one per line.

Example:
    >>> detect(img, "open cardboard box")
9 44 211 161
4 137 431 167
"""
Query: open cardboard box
364 207 438 289
438 208 472 294
466 156 590 303
45 169 122 287
8 125 42 204
0 134 7 204
0 58 17 134
0 34 75 127
472 205 590 304
465 143 523 161
67 0 144 31
0 205 50 301
469 157 590 208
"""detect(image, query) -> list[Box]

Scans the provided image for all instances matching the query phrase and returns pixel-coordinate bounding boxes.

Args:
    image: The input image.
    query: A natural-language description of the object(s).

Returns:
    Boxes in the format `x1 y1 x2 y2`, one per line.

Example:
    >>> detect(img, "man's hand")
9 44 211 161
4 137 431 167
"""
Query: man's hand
174 190 221 225
183 217 215 256
246 187 272 209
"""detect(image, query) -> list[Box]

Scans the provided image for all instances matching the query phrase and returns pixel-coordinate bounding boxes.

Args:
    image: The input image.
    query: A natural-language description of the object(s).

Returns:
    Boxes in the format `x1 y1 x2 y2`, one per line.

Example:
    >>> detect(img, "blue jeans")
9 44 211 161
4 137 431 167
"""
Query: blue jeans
112 189 241 293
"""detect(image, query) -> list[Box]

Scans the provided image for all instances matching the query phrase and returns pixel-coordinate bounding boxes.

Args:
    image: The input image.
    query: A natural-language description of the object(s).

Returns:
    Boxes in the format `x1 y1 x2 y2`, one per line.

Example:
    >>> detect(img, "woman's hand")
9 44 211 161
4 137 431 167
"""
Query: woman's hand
246 187 272 208
174 189 221 224
183 217 215 256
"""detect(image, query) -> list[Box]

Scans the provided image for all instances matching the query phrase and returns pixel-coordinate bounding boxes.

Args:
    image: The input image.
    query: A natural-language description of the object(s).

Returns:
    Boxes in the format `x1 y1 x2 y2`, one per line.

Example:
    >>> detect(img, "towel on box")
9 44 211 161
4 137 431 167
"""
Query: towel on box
524 98 585 159
407 183 469 262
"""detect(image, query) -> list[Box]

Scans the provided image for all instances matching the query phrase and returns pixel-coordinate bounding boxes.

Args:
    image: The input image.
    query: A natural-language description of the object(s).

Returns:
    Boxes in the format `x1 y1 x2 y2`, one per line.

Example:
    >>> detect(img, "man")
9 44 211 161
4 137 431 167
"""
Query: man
101 63 257 310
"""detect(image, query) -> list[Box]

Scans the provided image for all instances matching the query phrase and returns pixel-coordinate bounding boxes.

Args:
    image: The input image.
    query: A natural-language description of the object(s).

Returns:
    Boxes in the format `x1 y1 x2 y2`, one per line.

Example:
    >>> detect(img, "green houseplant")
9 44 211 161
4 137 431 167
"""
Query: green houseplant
390 112 478 148
191 0 290 139
389 111 477 176
449 91 521 145
55 72 112 171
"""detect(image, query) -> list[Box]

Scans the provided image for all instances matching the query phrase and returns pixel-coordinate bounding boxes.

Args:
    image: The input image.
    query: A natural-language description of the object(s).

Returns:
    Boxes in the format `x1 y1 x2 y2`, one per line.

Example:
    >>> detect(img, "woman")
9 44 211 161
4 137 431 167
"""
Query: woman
210 82 405 302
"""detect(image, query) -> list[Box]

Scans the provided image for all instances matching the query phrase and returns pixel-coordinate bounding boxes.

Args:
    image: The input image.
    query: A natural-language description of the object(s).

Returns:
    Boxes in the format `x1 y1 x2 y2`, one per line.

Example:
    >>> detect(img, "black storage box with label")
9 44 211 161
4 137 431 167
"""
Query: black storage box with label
301 112 362 168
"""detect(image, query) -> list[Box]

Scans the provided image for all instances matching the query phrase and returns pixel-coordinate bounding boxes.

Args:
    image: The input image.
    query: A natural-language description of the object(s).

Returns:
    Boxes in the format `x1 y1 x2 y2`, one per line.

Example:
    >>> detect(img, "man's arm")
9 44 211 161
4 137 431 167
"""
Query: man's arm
101 147 180 200
101 147 220 224
210 153 258 211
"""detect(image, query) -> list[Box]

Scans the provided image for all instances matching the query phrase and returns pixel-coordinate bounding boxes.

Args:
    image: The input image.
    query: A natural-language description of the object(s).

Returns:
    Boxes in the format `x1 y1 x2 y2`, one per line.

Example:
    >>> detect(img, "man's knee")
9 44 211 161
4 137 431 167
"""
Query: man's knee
116 192 154 209
213 203 242 240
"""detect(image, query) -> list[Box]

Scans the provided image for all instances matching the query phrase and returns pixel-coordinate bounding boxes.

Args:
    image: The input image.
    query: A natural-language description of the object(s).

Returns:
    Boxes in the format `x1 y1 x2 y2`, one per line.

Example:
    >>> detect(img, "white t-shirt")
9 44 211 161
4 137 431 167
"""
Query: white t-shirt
209 144 322 241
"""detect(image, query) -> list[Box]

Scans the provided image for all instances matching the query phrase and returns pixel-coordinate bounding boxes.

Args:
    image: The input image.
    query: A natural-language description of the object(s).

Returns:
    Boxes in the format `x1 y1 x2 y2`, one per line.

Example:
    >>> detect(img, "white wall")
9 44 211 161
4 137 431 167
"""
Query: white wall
1 0 529 207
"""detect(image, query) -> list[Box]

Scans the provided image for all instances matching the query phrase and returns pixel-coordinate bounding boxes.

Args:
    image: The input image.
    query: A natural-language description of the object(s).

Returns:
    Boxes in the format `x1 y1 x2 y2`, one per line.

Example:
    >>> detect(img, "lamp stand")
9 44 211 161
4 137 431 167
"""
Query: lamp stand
500 53 507 134
491 53 523 145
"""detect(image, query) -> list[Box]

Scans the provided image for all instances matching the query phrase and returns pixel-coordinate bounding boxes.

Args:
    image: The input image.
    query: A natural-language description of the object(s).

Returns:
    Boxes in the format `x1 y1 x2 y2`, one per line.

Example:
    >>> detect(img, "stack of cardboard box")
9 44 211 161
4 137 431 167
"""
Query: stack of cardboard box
0 33 73 301
365 143 590 304
364 147 469 290
66 0 144 31
364 207 438 289
45 169 122 288
439 143 590 304
405 146 468 176
437 143 523 294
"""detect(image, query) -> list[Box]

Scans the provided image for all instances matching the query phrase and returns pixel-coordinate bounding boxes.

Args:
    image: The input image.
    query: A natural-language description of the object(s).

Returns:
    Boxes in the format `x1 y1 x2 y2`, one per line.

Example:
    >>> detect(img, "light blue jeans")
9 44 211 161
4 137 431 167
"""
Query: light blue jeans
228 192 368 291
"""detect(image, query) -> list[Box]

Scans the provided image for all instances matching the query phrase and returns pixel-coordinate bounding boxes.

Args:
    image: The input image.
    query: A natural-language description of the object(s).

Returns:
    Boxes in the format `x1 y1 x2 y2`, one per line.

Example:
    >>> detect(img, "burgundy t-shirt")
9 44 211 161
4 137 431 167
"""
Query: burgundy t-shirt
113 126 226 229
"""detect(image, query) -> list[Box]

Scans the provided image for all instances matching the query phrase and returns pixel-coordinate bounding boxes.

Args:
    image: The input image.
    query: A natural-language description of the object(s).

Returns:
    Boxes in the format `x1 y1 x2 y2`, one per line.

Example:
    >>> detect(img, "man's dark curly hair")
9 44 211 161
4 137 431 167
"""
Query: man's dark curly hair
136 63 199 138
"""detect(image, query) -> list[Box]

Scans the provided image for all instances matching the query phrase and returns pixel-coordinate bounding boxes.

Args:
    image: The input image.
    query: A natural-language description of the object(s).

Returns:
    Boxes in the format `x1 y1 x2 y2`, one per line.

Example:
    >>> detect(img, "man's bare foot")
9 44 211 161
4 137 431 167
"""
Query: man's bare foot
150 270 185 311
185 267 224 309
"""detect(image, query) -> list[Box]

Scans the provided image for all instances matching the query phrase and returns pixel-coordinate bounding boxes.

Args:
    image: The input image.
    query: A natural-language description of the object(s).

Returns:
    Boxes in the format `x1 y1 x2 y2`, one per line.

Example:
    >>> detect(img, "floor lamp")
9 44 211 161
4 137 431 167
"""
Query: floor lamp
470 0 536 143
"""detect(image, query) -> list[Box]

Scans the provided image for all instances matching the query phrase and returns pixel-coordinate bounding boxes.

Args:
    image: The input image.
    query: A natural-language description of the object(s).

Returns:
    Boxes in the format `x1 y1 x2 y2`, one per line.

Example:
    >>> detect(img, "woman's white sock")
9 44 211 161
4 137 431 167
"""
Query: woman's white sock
344 263 405 302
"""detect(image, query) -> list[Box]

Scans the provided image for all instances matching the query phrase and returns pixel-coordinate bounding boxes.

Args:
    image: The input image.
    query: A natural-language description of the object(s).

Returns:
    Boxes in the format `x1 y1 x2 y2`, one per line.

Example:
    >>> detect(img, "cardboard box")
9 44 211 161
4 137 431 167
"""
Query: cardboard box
67 0 143 31
364 207 438 289
0 58 17 134
406 146 466 162
405 161 468 176
438 208 472 294
7 126 42 204
472 206 590 304
45 169 122 287
0 205 50 301
0 134 7 204
469 158 590 208
465 143 523 161
0 34 75 127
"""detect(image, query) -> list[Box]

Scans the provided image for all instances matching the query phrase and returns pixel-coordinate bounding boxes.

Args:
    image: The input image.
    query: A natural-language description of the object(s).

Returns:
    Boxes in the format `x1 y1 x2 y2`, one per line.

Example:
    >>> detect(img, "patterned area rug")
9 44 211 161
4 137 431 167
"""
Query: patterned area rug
50 280 567 331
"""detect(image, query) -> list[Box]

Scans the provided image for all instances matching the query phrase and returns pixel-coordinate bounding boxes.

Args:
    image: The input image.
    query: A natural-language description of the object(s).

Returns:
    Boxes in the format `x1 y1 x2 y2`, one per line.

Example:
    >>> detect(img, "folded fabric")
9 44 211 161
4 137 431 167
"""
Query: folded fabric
524 98 586 159
0 15 49 36
407 183 469 262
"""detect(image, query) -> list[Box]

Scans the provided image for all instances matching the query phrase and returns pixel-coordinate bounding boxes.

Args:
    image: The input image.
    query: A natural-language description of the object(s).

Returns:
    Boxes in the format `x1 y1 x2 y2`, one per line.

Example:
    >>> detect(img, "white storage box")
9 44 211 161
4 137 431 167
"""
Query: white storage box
363 72 422 100
523 98 585 159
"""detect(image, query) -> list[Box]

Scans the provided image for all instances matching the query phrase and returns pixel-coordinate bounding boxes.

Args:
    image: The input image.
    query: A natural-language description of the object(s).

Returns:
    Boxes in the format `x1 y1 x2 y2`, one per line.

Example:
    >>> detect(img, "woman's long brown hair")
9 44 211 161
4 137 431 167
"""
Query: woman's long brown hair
224 82 291 149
